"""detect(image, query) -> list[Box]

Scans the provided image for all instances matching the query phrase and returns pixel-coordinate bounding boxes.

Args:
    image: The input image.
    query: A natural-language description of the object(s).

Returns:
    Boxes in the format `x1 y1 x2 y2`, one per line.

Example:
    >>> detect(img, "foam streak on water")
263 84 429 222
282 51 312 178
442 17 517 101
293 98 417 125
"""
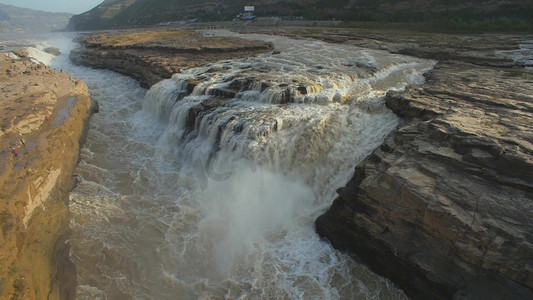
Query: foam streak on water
41 31 436 299
499 41 533 69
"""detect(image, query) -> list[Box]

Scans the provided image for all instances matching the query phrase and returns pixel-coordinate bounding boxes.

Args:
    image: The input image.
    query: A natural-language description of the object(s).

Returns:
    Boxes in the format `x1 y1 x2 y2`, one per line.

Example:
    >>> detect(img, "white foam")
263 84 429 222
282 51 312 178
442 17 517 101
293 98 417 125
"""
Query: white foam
199 166 315 273
24 46 55 65
6 52 20 59
44 30 431 298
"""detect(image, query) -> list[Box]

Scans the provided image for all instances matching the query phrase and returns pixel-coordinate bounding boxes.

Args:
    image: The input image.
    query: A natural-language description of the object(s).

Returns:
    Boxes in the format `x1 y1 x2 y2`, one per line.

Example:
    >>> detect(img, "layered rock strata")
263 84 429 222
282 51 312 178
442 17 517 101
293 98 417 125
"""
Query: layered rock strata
316 59 533 298
0 52 95 299
70 30 274 87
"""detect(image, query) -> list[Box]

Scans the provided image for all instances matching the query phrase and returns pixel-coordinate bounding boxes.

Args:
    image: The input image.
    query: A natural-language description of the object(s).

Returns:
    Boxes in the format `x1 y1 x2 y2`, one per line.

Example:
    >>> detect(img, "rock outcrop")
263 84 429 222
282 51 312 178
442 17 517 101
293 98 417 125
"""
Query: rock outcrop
316 49 533 298
70 30 274 87
0 52 95 299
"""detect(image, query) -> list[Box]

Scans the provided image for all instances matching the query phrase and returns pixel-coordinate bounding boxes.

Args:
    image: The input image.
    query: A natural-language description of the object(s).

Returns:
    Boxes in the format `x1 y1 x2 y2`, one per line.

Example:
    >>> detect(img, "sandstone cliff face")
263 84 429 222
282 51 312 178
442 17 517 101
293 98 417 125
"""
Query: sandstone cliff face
0 52 94 299
316 53 533 298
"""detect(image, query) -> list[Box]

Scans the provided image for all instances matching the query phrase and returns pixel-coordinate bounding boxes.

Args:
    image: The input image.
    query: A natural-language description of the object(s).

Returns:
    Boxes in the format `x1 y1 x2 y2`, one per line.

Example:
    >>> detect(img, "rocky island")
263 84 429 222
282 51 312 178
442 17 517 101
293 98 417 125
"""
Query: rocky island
0 50 95 299
69 27 532 299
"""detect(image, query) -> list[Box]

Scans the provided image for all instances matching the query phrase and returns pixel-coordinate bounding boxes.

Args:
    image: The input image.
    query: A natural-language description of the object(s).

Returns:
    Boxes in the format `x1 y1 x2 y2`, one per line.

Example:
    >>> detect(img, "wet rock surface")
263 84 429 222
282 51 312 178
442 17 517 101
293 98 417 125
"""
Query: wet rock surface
315 32 533 299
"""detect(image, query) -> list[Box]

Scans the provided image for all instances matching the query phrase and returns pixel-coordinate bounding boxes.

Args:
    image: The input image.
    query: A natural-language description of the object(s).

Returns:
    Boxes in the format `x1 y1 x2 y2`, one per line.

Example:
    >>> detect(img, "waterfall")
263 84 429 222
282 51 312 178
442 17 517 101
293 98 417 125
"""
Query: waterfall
48 31 435 299
143 33 434 199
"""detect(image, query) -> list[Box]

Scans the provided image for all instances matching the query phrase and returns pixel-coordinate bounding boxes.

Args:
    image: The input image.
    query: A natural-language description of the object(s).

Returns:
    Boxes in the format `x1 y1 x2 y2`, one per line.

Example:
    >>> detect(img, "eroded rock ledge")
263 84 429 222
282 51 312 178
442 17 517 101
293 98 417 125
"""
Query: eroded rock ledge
316 57 533 298
0 51 95 299
70 30 274 87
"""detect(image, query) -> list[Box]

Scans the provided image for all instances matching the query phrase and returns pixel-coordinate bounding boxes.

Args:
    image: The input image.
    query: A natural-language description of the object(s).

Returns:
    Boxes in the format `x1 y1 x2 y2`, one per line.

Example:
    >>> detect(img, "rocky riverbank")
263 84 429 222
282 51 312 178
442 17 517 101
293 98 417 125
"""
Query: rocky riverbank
68 27 533 299
316 59 533 299
310 31 533 299
70 29 274 87
0 50 95 299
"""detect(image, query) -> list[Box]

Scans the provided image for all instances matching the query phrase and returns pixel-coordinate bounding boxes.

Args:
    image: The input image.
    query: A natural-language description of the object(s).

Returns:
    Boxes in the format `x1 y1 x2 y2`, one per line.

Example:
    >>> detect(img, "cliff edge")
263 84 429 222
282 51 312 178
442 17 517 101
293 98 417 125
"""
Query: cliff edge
316 36 533 299
0 51 95 299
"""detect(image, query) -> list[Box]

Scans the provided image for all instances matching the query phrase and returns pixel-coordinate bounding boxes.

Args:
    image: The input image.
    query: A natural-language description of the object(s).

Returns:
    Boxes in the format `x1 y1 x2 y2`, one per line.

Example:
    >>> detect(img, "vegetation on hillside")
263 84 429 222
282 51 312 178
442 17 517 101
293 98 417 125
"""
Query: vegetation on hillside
67 0 533 32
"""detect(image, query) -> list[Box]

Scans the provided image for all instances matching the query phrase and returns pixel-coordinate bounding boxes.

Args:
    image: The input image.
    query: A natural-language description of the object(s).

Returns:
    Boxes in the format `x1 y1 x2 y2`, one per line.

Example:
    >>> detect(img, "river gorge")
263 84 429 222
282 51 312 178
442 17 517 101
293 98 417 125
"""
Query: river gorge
64 30 434 299
1 28 532 299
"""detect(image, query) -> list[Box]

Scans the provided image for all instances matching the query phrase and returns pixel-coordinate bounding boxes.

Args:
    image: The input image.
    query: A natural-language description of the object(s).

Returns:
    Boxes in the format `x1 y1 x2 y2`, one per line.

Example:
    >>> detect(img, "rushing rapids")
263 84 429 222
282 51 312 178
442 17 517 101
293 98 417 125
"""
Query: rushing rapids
47 31 436 298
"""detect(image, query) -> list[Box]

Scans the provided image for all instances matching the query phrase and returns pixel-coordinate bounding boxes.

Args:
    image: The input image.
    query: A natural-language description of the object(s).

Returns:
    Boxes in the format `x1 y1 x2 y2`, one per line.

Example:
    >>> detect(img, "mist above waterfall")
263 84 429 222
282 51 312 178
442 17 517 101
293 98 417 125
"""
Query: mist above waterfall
199 167 314 274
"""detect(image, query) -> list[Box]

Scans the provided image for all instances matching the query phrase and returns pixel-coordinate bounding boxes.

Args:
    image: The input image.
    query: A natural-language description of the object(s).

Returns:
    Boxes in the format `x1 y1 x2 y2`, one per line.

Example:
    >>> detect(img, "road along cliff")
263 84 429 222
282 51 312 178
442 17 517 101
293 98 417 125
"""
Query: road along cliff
0 50 96 299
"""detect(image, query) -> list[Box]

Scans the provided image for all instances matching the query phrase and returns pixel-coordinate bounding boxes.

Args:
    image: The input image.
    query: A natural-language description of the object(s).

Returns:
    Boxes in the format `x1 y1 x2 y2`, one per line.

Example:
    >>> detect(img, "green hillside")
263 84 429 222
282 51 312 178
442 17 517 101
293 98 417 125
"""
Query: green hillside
0 4 72 33
67 0 533 32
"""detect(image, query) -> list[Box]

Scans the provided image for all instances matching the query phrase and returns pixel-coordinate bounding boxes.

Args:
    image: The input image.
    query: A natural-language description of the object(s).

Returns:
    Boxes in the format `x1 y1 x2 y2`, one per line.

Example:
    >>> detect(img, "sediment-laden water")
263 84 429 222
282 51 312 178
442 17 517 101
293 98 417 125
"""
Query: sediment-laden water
4 31 438 299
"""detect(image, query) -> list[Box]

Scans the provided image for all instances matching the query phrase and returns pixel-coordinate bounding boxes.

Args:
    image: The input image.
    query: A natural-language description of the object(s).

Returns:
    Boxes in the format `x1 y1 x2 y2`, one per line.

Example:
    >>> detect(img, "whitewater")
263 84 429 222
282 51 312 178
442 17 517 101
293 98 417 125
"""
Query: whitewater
5 31 436 299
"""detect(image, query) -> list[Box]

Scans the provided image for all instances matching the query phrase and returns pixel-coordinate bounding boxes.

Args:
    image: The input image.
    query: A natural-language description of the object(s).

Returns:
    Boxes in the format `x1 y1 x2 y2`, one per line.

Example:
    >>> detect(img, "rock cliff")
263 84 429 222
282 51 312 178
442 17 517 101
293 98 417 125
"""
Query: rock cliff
0 51 95 299
315 35 533 299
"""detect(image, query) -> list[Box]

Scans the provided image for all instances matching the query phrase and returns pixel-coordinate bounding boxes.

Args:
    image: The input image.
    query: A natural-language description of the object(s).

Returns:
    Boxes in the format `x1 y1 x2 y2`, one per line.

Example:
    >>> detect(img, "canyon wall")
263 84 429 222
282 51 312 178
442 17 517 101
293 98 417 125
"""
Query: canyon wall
316 59 533 299
0 51 95 299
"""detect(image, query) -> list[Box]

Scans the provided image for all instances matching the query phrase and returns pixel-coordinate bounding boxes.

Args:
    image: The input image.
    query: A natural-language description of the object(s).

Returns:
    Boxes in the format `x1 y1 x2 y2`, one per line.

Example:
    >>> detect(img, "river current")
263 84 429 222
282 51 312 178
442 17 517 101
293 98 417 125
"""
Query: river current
3 31 437 299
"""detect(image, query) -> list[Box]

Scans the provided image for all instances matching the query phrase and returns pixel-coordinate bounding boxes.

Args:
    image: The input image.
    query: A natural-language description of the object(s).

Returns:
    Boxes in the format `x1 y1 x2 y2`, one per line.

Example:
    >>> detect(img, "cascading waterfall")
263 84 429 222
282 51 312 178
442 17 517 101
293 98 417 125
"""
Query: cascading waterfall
46 31 436 299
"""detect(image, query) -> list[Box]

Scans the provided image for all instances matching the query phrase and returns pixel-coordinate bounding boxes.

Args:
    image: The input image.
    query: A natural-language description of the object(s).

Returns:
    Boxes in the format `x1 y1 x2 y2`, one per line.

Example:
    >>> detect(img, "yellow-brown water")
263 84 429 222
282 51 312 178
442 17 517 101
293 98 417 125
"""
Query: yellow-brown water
47 31 436 299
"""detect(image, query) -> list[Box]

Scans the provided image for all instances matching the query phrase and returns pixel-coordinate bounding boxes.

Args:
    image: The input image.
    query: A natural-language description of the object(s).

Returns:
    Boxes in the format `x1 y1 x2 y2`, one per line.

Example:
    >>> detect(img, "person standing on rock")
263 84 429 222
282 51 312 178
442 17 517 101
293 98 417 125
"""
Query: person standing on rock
45 115 50 124
10 146 18 157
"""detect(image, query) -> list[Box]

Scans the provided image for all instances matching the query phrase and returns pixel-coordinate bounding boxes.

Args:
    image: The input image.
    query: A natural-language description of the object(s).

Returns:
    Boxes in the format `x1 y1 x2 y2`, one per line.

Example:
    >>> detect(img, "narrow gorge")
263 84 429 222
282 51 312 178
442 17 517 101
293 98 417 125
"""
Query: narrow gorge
66 29 435 299
70 27 533 299
1 26 531 300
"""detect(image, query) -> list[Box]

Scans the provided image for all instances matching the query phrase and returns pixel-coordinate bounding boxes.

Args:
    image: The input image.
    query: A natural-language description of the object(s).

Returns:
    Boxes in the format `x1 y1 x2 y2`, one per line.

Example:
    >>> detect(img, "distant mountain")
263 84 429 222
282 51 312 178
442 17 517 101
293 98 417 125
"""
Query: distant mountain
67 0 533 31
0 4 72 33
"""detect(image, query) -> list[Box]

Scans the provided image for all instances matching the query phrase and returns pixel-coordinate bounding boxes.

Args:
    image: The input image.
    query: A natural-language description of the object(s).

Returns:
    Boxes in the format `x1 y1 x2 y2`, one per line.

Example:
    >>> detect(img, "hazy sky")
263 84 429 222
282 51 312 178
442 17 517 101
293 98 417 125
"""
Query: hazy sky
0 0 103 14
